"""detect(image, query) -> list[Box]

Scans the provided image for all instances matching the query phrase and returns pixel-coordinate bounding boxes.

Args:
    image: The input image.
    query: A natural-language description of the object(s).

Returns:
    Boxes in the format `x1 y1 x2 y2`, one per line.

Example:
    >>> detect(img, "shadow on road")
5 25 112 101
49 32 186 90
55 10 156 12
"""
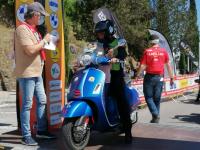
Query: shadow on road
0 123 11 126
87 132 200 150
173 113 200 124
0 130 22 145
0 130 65 150
180 99 200 105
1 128 200 150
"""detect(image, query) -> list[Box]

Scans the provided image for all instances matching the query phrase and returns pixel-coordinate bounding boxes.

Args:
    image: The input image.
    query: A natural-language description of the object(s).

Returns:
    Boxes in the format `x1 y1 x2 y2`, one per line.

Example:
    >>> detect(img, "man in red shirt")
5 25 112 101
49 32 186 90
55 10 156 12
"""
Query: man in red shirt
135 34 174 123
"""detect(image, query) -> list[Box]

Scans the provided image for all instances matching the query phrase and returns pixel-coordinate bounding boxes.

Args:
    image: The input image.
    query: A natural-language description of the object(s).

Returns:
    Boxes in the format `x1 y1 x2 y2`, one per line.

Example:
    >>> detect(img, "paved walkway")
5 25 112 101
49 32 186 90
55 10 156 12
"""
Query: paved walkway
0 91 200 150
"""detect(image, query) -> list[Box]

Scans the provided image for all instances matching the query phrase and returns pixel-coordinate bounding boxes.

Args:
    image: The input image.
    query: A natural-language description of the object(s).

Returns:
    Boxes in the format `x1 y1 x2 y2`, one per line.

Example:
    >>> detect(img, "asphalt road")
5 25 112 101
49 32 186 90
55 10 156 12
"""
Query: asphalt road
0 91 200 150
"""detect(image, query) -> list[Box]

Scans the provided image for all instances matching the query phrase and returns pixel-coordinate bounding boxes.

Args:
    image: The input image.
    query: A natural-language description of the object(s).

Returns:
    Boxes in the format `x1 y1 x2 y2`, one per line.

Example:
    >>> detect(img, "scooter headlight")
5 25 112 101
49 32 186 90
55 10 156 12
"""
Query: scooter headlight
79 54 92 66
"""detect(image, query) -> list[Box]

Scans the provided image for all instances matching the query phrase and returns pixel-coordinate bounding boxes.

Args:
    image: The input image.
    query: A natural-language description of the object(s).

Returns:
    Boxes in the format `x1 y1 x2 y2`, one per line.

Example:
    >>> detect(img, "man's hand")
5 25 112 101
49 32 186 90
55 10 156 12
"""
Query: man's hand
43 33 51 43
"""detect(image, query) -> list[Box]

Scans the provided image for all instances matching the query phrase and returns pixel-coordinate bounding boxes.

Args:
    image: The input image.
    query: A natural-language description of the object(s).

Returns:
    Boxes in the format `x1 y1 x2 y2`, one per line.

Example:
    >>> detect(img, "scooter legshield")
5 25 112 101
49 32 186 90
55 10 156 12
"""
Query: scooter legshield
62 101 93 118
125 86 140 110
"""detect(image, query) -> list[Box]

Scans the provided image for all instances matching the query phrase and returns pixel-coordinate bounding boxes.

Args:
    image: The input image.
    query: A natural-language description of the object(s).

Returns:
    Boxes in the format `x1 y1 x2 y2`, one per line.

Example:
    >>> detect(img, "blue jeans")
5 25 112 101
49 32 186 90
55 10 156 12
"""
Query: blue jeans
18 77 47 137
143 74 163 117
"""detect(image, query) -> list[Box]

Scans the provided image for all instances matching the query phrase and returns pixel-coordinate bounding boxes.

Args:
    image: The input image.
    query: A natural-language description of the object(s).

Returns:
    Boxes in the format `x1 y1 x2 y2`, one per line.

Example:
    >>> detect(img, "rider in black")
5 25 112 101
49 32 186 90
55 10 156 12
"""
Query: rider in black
94 20 132 144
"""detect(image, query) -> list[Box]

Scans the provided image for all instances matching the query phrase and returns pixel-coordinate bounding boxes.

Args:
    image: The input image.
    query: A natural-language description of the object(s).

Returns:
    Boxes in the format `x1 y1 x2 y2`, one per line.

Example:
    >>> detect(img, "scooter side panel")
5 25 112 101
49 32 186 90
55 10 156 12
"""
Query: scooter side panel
62 101 93 118
67 70 88 99
83 68 105 98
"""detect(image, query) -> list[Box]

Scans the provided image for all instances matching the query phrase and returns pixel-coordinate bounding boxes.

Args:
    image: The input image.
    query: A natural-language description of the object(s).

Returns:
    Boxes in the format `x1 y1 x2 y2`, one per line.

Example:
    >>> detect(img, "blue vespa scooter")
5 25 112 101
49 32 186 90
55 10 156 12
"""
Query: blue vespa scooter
62 39 140 150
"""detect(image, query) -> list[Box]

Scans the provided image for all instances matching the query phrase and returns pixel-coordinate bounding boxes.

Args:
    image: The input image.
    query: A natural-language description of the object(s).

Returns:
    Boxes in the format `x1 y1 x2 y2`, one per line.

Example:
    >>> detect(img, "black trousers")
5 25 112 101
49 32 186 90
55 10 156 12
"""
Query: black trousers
109 70 132 133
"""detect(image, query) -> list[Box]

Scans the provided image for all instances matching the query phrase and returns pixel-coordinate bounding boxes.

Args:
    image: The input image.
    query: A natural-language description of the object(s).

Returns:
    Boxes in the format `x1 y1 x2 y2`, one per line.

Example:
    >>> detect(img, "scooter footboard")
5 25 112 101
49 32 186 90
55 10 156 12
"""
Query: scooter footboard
62 101 93 118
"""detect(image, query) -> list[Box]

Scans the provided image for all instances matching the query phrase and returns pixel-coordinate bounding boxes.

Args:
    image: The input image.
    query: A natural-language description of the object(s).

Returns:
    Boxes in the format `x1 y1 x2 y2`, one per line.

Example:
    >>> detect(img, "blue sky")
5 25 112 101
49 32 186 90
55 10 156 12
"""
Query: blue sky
196 0 200 34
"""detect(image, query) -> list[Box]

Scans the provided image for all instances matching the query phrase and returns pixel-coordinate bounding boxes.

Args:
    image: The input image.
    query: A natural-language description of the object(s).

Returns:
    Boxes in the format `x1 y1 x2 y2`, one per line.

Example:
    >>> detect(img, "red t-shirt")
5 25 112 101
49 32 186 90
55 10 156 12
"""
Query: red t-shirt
140 45 169 75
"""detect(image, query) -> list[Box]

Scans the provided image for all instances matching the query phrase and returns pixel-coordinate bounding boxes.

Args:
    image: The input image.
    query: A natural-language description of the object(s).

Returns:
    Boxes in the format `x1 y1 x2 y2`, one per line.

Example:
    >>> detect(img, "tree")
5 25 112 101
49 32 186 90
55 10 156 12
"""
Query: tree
63 0 76 85
72 0 151 59
179 52 187 74
184 0 199 58
113 0 151 59
0 0 15 26
151 0 196 73
72 0 105 41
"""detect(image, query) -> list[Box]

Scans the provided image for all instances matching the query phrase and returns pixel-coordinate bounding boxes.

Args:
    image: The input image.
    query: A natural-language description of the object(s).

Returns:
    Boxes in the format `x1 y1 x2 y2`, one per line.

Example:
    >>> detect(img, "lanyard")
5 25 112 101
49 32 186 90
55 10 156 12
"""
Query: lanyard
21 22 46 61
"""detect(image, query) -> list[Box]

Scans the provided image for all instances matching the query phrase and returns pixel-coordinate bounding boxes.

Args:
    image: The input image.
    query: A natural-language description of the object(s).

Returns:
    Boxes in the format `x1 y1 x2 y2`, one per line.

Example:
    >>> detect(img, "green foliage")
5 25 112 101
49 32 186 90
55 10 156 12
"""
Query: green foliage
184 0 199 59
153 0 199 72
153 0 189 51
71 0 151 59
7 0 14 5
179 53 187 74
114 0 151 58
63 0 199 75
63 0 72 86
156 0 170 39
0 0 15 26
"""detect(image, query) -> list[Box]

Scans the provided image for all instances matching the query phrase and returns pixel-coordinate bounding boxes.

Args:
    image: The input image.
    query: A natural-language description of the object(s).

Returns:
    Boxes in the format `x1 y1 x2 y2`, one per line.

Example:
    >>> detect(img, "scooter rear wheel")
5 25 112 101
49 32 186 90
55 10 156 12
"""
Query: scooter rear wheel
62 118 90 150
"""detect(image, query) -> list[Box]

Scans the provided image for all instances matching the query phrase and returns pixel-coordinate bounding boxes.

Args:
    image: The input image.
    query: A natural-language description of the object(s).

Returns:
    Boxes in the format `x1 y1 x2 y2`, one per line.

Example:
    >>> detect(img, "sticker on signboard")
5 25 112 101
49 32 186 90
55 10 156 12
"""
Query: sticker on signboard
50 30 59 39
50 114 62 125
17 4 27 22
49 0 58 12
51 63 60 79
50 103 62 114
50 13 59 29
50 48 60 62
49 80 62 90
49 91 62 102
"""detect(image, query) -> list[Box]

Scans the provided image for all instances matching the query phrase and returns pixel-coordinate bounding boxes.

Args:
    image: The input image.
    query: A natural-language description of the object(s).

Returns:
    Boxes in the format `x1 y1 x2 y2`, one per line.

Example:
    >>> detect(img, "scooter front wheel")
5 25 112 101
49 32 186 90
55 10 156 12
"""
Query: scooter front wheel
62 118 90 150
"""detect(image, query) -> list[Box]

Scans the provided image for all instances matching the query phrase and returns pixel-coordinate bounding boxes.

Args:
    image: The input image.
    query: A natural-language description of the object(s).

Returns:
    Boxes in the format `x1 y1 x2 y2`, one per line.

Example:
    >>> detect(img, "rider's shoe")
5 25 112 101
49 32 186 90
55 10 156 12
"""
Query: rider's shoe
125 132 132 144
21 136 38 146
150 115 160 123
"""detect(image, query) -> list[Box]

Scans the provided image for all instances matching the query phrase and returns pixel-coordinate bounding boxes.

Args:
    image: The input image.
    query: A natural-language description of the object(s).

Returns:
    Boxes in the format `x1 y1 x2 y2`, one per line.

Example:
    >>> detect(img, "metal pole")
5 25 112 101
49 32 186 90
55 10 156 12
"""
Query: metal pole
199 41 200 73
187 56 189 73
198 31 200 74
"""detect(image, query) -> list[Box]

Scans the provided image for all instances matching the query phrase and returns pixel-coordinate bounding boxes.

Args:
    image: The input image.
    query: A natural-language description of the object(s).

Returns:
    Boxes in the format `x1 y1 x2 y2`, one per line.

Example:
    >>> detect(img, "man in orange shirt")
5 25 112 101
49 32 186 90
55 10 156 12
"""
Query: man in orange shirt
135 34 174 123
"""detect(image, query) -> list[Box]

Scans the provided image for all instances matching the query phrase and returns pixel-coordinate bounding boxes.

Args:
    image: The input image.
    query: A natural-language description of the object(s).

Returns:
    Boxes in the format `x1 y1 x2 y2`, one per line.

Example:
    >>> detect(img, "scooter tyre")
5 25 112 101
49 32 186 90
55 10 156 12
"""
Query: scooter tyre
62 119 90 150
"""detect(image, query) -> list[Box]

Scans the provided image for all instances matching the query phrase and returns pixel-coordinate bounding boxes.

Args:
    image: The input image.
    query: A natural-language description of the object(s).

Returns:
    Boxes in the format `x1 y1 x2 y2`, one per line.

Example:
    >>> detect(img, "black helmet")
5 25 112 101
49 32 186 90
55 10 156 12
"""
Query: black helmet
94 20 116 36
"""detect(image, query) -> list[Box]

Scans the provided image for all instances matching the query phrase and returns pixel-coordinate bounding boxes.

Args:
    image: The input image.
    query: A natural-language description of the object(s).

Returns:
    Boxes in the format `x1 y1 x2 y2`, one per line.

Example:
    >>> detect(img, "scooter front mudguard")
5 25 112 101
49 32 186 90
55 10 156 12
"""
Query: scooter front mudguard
62 101 93 118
